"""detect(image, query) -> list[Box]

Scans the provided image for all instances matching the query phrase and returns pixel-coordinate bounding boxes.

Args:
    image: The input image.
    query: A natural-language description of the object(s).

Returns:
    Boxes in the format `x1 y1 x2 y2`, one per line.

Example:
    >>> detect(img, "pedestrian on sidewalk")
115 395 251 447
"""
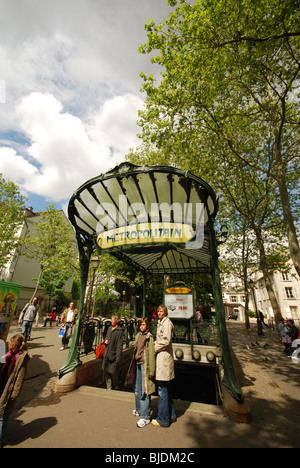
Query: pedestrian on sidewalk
43 309 56 327
259 310 269 328
60 302 77 350
0 334 31 448
287 319 299 342
194 305 203 343
126 318 156 428
152 305 176 428
102 315 123 390
18 297 39 342
278 318 292 356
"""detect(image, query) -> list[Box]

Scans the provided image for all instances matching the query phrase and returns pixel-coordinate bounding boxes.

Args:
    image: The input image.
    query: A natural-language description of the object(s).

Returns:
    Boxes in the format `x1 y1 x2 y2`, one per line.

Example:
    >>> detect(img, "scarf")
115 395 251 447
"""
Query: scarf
135 333 148 365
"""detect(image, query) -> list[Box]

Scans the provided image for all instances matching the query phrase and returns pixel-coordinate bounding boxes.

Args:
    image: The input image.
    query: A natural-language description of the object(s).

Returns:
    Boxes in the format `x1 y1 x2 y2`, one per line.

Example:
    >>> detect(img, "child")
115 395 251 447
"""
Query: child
126 318 156 428
0 334 31 447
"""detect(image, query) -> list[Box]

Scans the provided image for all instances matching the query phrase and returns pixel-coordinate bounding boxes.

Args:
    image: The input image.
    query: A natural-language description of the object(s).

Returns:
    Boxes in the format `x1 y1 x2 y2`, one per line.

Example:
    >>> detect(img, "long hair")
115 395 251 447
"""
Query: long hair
138 318 150 333
9 334 27 355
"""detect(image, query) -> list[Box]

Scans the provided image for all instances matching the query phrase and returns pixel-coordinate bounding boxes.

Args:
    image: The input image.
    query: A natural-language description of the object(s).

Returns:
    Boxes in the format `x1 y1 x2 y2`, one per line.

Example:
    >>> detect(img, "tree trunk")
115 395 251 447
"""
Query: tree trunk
254 227 282 328
243 289 251 331
31 267 43 301
276 166 300 277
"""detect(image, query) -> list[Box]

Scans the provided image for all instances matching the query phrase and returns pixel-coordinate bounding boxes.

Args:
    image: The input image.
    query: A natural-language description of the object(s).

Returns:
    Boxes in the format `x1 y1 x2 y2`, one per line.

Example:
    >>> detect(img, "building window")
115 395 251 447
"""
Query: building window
230 296 237 303
290 306 298 320
281 272 290 281
285 287 294 299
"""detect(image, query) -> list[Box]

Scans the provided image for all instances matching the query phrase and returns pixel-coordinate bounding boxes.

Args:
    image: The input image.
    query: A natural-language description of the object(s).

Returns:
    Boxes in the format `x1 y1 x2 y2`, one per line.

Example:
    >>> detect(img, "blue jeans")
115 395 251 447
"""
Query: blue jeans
156 381 176 427
62 323 73 348
21 320 33 342
135 364 151 419
0 416 8 445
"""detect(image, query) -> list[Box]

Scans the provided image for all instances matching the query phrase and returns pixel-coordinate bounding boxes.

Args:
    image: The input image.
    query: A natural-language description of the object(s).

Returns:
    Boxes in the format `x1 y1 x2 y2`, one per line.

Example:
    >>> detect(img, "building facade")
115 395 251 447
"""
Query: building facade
254 260 300 323
222 279 246 321
0 207 75 316
221 260 300 324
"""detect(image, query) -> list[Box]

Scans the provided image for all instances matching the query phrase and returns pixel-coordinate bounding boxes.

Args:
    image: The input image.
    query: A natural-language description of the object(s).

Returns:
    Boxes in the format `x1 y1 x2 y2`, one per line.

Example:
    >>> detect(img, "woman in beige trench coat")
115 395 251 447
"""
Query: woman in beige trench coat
152 305 177 427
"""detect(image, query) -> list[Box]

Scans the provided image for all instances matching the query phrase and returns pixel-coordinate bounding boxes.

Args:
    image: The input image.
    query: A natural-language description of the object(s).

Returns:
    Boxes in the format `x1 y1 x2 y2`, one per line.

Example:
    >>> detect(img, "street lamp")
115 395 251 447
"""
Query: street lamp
249 279 264 336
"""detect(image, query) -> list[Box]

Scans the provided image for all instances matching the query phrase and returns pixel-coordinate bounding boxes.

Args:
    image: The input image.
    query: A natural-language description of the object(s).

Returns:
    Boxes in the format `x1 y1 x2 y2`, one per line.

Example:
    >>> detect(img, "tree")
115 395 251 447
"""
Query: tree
138 0 300 275
91 254 144 316
20 204 77 299
0 174 26 270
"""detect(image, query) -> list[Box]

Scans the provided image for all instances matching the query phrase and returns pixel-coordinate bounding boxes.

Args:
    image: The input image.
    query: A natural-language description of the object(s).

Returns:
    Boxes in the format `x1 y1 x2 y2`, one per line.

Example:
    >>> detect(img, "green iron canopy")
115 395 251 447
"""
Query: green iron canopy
68 163 219 274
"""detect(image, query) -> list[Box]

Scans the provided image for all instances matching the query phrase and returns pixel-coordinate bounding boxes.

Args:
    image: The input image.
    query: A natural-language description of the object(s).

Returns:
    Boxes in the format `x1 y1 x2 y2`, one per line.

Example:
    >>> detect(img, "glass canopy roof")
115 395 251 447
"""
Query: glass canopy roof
68 163 219 274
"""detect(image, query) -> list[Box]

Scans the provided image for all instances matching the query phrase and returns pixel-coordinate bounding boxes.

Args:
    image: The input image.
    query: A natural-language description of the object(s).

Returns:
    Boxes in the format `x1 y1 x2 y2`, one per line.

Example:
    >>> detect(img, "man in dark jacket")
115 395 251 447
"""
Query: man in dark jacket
102 315 123 390
287 319 299 342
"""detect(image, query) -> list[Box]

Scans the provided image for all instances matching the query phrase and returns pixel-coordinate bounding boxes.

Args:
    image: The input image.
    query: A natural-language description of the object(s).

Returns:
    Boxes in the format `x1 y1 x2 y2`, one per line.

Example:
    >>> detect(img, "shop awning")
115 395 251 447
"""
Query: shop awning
68 163 218 274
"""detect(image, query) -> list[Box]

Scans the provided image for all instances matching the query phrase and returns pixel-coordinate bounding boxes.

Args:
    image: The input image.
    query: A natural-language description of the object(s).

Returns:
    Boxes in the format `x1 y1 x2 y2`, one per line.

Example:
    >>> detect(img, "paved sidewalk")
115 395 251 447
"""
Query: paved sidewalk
2 320 300 448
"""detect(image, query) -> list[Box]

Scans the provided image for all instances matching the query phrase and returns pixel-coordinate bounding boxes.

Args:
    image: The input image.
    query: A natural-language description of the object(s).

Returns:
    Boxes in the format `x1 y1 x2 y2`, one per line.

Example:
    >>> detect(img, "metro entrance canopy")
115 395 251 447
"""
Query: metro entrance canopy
60 163 244 406
68 162 218 275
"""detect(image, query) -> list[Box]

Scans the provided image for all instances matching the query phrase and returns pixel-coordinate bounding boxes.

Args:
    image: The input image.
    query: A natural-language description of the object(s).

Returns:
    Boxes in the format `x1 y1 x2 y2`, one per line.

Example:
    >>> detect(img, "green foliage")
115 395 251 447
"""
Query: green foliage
134 0 300 276
71 276 81 300
20 204 77 296
0 174 27 269
92 254 145 315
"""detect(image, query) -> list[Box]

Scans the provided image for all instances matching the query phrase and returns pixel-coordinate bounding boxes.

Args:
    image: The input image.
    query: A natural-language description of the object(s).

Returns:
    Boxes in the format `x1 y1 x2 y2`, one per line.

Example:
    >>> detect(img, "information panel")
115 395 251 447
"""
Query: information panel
164 287 194 319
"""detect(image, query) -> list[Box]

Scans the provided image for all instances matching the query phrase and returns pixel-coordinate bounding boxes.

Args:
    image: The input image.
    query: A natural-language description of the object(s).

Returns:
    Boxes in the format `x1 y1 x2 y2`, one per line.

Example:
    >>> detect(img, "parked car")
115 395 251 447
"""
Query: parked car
228 313 238 320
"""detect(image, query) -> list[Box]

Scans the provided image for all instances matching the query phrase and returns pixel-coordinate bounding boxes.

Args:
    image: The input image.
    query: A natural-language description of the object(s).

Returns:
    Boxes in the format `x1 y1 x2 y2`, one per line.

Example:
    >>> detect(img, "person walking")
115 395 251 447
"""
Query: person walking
18 297 39 342
60 302 77 350
259 310 269 328
0 334 31 448
152 305 176 427
194 305 203 343
102 315 123 390
278 318 292 356
126 318 156 428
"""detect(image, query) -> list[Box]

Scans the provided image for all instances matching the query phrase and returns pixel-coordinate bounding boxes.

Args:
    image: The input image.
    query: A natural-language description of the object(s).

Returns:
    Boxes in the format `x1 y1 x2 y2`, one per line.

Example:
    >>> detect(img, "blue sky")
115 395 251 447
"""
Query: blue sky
0 0 172 213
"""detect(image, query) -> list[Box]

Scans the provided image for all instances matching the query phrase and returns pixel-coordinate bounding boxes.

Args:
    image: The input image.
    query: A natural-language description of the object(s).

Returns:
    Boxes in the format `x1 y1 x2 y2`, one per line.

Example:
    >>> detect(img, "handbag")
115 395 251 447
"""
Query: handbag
96 342 106 359
58 327 65 338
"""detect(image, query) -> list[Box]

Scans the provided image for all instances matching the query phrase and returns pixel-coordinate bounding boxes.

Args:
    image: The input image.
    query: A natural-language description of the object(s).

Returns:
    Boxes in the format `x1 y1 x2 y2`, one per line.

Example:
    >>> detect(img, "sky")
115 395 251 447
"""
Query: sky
0 0 173 212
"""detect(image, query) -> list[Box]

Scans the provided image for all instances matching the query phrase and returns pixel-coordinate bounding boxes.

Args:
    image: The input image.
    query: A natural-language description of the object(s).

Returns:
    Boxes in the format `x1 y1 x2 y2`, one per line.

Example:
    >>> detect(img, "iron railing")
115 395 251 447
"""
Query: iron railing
77 317 138 356
76 317 219 357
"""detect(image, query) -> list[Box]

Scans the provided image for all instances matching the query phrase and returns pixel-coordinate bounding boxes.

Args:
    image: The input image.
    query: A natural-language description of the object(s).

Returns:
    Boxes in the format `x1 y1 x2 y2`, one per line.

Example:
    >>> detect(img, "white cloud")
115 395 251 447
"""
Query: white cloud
0 0 173 208
0 91 142 202
87 94 144 154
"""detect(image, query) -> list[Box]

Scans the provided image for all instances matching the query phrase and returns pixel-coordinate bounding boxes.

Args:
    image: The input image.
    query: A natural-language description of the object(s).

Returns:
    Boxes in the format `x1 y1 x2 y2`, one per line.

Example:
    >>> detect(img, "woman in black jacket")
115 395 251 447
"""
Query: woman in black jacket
102 315 124 390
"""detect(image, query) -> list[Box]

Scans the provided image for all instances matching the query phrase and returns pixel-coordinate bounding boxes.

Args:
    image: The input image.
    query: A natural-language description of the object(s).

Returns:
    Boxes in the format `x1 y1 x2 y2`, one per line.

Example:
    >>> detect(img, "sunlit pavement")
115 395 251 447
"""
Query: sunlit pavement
2 320 300 448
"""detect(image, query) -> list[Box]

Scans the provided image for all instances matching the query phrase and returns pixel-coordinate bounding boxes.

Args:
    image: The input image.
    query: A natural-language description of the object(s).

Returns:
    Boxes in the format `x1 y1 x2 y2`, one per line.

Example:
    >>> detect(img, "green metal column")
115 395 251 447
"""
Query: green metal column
58 236 93 377
142 273 147 318
208 220 244 403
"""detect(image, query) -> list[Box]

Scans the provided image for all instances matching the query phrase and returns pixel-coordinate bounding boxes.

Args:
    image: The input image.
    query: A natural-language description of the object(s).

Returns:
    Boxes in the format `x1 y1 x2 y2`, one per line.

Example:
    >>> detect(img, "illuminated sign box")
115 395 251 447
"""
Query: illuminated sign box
164 286 194 319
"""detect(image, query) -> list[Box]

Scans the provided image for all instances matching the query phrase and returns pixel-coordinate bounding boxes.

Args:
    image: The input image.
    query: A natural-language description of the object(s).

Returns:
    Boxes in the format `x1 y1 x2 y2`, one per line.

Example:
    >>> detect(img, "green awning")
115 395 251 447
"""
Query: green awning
68 162 218 274
63 163 245 406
